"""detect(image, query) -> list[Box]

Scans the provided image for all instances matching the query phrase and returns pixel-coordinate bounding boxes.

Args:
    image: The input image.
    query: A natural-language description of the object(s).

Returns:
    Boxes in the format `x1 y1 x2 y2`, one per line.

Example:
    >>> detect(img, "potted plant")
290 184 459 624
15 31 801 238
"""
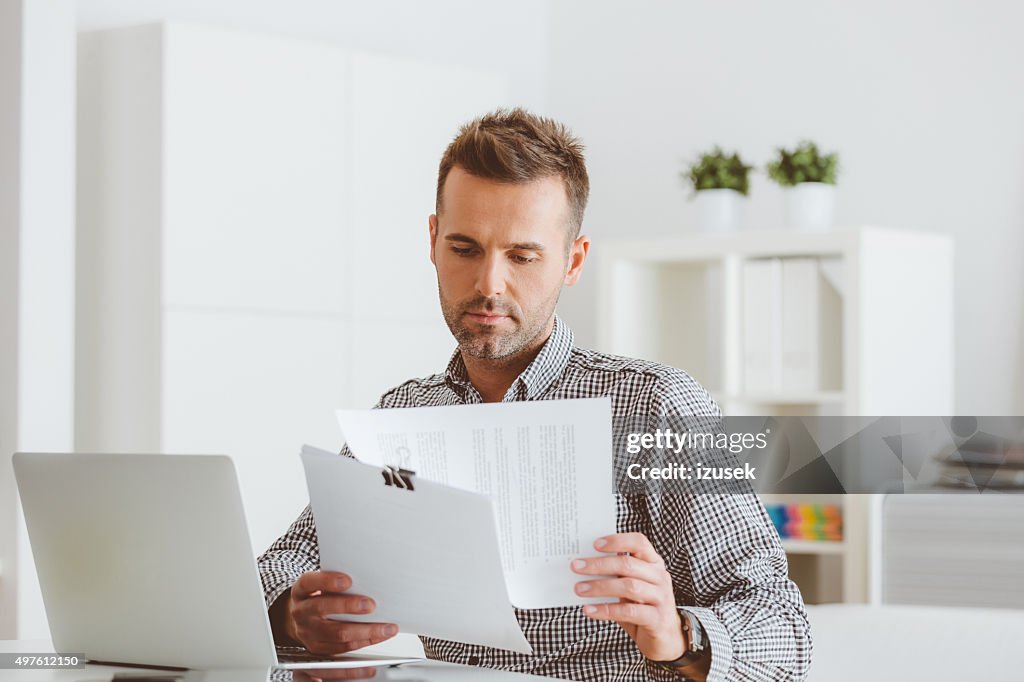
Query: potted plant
766 141 840 231
683 147 753 232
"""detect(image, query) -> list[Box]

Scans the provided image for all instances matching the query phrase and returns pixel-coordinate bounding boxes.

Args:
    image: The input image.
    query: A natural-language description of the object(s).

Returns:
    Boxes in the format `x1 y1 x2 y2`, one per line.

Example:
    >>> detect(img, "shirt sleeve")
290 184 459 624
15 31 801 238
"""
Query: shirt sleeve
643 372 813 681
257 502 320 608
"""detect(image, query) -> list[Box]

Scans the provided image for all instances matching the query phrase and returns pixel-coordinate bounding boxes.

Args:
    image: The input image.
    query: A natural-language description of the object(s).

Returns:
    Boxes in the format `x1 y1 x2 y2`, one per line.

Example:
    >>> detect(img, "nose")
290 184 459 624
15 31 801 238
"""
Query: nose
475 253 507 298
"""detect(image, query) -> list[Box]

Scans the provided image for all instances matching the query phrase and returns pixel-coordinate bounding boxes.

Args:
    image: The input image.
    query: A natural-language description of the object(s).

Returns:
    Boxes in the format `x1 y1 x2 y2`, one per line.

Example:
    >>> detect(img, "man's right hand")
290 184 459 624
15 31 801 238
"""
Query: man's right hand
284 571 399 655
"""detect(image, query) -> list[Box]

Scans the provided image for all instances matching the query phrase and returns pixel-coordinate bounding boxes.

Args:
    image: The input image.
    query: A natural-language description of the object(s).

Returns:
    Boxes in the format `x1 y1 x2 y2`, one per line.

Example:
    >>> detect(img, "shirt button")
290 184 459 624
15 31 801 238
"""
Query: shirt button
468 655 481 665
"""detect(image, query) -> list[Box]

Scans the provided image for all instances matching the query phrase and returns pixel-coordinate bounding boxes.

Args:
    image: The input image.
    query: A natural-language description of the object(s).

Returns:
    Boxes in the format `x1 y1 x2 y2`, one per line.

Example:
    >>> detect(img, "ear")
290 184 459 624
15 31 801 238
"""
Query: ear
429 214 439 265
564 233 590 286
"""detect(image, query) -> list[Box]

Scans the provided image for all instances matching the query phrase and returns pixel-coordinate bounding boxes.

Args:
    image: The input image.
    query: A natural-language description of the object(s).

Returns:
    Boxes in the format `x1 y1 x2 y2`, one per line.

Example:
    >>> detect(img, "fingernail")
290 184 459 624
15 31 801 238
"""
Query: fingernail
594 537 608 549
335 578 349 591
383 624 398 636
359 598 371 611
573 559 586 570
584 605 597 614
577 582 591 593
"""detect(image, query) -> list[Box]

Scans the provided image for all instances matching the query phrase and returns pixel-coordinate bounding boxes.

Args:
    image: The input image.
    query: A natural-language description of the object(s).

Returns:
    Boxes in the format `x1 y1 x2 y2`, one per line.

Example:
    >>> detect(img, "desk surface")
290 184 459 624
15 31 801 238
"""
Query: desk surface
11 604 1024 681
805 604 1022 681
0 641 553 682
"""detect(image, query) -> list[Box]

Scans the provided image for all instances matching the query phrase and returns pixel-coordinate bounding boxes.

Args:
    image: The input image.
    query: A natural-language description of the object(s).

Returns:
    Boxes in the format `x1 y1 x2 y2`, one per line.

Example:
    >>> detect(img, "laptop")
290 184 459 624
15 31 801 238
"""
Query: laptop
12 452 421 671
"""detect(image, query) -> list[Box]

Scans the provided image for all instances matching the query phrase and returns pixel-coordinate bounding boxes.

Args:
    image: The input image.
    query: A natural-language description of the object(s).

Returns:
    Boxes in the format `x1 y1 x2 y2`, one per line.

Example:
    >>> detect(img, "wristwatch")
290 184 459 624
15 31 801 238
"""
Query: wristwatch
651 609 708 674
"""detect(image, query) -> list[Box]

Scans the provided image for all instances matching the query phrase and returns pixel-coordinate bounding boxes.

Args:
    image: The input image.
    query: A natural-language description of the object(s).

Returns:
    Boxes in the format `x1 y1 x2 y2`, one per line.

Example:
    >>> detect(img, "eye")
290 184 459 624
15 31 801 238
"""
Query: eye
510 254 538 264
450 245 477 256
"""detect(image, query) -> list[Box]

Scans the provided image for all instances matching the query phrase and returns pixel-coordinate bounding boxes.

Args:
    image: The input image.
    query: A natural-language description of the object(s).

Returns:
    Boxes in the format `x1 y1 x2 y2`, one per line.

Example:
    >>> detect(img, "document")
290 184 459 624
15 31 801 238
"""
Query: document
301 446 532 654
335 397 617 609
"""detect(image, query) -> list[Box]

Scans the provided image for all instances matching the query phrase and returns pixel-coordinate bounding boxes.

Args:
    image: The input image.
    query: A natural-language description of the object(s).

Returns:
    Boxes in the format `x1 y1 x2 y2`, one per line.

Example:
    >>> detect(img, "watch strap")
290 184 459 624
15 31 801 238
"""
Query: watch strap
650 609 707 672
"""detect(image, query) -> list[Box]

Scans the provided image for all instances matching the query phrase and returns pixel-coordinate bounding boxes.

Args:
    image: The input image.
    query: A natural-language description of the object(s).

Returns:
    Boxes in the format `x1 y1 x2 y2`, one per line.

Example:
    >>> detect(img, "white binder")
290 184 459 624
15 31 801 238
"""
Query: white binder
743 258 783 392
781 258 821 391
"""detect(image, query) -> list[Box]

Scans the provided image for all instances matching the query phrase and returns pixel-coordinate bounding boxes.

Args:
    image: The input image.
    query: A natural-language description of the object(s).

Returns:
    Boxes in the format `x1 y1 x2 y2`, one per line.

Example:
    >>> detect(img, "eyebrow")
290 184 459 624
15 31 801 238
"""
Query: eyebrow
444 233 546 251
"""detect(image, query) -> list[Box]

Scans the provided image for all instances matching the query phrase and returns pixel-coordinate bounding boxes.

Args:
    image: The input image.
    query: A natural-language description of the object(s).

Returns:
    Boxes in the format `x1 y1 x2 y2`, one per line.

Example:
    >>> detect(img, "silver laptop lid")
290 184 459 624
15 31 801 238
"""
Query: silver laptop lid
13 452 277 669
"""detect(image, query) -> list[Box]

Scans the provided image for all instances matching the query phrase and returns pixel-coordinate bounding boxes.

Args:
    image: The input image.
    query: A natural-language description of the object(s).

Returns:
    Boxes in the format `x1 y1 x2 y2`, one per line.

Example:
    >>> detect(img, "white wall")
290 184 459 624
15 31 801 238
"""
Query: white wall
76 0 549 111
548 0 1024 415
0 0 77 640
0 0 24 643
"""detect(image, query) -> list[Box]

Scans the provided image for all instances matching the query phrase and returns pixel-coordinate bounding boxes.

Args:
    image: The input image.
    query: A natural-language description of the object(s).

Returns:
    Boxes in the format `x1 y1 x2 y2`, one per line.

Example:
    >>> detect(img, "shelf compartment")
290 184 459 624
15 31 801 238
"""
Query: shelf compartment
781 539 847 555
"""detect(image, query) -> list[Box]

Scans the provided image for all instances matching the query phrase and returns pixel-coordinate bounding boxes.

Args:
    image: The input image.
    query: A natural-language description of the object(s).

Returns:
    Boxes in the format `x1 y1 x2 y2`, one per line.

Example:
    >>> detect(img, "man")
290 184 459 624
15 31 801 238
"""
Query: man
258 109 812 681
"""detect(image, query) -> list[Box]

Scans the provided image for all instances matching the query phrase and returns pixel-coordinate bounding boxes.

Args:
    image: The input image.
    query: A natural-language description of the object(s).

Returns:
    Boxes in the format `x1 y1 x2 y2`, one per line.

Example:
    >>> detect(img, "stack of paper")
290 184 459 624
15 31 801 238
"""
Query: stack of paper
300 397 618 653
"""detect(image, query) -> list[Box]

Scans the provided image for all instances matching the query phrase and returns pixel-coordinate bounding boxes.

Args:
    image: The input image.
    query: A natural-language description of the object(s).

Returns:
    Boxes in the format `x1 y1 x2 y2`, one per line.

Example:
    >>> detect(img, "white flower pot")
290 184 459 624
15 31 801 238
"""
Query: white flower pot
785 182 837 231
694 188 745 232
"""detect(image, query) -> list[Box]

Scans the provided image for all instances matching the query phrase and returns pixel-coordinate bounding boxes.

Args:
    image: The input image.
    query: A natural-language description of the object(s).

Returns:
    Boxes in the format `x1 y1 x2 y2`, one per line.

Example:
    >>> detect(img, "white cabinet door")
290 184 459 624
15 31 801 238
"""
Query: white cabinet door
161 308 351 551
163 23 351 315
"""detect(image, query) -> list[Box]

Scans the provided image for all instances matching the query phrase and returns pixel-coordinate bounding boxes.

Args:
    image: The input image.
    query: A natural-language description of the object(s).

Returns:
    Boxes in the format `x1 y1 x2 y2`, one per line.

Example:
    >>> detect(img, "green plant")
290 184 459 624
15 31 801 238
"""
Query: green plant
765 141 839 186
683 147 753 197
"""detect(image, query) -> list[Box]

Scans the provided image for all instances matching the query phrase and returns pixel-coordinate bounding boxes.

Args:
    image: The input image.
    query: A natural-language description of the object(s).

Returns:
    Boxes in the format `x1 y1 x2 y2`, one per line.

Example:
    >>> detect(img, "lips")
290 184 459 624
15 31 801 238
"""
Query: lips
465 311 510 325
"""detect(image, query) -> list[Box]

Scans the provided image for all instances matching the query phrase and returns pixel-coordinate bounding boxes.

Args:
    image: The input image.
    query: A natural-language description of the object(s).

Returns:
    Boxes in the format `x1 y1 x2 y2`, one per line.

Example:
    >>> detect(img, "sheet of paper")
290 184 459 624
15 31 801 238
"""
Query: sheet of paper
301 446 532 654
335 397 617 609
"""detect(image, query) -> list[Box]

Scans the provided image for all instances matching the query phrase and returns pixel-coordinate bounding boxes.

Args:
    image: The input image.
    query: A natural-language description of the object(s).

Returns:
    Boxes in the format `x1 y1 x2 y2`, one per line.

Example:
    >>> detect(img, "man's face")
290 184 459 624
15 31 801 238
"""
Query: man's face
429 166 588 362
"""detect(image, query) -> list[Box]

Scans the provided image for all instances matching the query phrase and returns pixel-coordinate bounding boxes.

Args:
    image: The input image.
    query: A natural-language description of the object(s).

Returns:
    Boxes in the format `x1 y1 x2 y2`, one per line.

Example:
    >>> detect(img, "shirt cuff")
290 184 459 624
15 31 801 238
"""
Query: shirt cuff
266 580 292 610
681 606 733 682
260 564 303 609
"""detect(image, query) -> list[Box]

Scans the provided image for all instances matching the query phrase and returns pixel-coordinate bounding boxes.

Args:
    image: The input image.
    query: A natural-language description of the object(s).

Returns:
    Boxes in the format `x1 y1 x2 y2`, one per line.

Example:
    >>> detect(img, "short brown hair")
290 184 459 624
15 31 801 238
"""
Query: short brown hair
436 108 589 239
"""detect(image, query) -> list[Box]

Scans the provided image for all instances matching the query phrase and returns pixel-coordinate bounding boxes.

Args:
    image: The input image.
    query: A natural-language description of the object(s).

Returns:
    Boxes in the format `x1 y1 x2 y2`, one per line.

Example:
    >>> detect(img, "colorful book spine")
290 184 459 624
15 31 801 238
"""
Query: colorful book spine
765 503 843 542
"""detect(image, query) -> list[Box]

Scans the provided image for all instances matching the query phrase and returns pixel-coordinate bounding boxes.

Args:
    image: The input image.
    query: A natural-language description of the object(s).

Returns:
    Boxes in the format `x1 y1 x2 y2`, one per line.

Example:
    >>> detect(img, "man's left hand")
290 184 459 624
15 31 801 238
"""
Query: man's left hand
571 532 687 662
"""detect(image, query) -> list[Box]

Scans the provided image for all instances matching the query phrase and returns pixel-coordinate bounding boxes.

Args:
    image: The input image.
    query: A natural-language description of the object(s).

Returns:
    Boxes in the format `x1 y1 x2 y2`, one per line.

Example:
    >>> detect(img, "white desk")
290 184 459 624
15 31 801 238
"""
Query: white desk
805 604 1023 681
13 604 1023 681
0 641 553 682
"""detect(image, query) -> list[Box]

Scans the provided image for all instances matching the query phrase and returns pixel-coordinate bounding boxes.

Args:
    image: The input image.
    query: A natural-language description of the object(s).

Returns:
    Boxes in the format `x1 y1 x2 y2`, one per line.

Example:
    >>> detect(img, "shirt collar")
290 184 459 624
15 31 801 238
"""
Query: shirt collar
444 315 574 402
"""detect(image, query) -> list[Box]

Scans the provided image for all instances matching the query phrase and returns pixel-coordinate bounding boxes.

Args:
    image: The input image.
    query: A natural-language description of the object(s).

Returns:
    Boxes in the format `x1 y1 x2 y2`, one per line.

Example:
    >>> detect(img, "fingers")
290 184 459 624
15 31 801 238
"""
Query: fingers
575 576 665 605
572 532 675 621
323 621 399 644
581 600 662 627
293 667 378 681
591 533 663 565
290 592 380 645
288 575 398 656
296 593 378 619
293 571 354 599
571 553 666 587
571 533 685 661
300 622 399 655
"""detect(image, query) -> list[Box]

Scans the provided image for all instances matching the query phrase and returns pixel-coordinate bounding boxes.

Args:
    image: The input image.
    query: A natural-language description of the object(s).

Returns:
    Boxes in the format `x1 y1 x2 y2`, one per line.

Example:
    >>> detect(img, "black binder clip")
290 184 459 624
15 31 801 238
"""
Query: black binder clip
382 465 416 491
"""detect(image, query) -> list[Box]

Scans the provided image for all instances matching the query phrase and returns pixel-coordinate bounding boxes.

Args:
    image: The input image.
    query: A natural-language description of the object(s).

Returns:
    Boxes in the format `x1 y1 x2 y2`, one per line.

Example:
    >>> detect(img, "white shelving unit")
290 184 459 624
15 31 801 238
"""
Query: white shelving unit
780 539 846 555
596 227 954 603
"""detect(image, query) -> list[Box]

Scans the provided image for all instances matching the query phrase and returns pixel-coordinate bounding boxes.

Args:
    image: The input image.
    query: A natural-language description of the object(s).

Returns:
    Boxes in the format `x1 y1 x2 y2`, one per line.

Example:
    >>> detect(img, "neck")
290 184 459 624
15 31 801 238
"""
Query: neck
462 317 555 402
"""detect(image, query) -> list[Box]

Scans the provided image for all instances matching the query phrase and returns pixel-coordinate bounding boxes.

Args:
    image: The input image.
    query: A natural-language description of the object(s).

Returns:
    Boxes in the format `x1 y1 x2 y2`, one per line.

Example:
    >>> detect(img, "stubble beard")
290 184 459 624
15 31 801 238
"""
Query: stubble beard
439 288 560 363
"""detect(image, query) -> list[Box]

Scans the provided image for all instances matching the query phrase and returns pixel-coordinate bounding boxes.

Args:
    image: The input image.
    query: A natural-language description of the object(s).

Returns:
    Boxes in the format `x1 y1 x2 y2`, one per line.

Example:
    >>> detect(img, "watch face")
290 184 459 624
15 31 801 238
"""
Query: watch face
683 610 705 652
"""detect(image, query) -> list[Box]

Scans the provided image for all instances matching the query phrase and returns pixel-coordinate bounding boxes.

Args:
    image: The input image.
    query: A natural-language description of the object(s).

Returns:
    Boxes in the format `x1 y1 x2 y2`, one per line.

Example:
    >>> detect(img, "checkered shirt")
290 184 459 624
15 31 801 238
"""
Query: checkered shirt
258 316 812 681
